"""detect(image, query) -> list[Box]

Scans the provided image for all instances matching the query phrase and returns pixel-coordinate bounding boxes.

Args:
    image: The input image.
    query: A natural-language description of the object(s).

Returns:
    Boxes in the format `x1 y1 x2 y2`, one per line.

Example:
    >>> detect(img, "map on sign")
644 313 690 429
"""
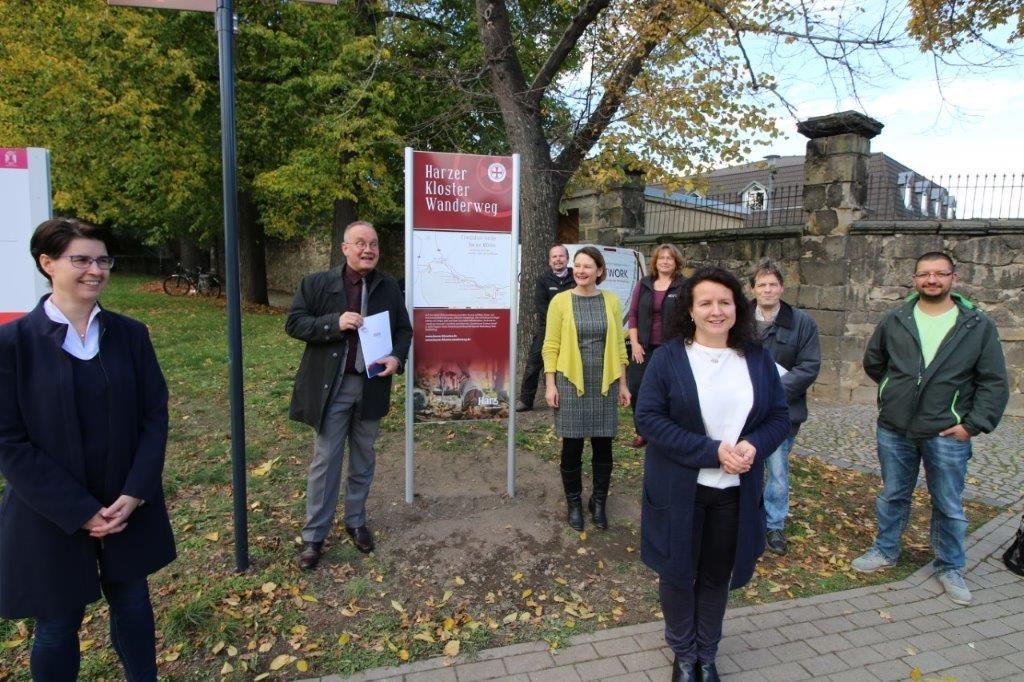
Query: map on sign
413 231 512 308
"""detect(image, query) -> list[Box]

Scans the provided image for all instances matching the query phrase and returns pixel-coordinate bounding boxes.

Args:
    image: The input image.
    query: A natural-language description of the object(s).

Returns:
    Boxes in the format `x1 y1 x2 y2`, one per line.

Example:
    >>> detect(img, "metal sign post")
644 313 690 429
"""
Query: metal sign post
214 0 249 573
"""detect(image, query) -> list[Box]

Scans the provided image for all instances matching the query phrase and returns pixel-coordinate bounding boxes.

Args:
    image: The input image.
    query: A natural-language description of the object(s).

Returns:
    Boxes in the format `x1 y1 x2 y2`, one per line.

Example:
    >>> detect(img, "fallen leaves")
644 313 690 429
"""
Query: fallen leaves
251 457 280 477
269 653 296 671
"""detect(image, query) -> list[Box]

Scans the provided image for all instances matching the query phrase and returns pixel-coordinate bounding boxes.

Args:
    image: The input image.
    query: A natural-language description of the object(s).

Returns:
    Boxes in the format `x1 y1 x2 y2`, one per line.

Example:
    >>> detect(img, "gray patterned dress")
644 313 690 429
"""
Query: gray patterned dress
554 293 618 438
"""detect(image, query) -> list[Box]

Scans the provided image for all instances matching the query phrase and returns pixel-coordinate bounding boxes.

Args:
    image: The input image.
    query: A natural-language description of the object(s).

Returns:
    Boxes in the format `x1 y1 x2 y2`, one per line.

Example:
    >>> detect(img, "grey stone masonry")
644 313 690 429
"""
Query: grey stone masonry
302 508 1024 681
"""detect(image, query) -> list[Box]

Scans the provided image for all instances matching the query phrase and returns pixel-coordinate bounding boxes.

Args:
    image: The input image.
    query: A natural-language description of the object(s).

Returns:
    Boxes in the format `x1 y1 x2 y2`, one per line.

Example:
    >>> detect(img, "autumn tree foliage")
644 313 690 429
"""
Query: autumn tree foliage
391 0 1020 363
908 0 1023 52
2 0 1018 312
0 1 499 302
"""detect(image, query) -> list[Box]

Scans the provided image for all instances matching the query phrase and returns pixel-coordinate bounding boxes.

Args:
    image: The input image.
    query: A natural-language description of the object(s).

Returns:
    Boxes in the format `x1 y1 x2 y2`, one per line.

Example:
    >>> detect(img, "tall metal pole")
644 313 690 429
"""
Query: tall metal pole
216 0 249 572
507 154 521 497
404 148 415 504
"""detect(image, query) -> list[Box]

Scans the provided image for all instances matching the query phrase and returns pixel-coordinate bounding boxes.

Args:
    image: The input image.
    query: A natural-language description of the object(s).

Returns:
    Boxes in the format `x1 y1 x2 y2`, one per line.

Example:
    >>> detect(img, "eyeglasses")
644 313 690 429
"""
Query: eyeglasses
344 240 379 251
67 255 115 270
913 271 953 280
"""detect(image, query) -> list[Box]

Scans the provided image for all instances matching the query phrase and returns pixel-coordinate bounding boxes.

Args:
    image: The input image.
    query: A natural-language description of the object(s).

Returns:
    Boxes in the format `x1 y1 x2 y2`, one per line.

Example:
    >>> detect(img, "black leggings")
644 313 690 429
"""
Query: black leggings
560 436 613 470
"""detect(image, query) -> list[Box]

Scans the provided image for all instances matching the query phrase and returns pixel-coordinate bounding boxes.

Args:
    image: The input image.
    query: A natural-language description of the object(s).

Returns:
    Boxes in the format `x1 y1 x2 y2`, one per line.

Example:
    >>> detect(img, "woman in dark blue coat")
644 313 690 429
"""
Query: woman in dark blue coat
635 267 789 682
0 218 175 681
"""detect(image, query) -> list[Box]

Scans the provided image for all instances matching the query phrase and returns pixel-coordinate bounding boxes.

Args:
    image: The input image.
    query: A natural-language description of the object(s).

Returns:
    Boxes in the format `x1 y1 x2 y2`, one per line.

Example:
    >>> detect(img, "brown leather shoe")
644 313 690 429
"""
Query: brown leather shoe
631 435 647 448
345 525 375 554
297 541 324 571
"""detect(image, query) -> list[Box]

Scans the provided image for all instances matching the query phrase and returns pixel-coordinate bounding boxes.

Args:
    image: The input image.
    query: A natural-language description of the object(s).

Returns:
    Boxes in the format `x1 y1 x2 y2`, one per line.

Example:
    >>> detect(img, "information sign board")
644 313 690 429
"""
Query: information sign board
404 149 521 499
0 148 52 323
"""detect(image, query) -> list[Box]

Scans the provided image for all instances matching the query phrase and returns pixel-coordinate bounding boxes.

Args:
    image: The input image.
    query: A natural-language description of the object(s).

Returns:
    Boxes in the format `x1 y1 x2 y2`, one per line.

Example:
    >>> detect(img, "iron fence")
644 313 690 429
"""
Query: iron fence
864 172 1024 221
643 184 805 235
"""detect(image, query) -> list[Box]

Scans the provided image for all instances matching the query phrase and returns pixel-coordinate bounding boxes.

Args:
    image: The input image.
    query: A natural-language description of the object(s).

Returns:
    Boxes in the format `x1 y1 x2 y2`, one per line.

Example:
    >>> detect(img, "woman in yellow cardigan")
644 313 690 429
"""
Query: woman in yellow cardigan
543 246 630 531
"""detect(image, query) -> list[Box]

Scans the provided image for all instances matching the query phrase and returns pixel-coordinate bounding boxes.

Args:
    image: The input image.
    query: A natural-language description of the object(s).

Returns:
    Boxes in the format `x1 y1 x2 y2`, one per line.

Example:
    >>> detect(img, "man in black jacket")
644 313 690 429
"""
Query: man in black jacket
286 221 412 570
852 252 1008 606
515 244 574 411
751 261 820 556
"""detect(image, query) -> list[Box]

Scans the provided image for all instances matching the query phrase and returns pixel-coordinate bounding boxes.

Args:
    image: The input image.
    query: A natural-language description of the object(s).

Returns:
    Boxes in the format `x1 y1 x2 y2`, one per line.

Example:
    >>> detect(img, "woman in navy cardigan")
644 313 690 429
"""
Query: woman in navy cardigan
0 219 175 681
635 267 789 682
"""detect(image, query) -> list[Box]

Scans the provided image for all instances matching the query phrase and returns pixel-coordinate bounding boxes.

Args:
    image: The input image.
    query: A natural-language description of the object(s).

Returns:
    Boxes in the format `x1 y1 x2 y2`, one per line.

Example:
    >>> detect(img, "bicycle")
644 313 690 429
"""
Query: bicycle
163 263 222 298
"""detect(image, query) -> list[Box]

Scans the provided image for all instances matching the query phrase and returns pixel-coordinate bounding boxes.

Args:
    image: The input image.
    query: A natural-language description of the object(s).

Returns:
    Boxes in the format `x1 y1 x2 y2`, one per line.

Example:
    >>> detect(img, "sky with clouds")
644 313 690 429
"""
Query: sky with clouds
746 18 1024 180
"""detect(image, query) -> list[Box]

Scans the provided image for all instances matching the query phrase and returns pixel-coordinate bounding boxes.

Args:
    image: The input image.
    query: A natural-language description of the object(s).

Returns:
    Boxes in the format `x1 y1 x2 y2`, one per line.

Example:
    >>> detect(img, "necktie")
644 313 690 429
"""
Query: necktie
354 277 368 372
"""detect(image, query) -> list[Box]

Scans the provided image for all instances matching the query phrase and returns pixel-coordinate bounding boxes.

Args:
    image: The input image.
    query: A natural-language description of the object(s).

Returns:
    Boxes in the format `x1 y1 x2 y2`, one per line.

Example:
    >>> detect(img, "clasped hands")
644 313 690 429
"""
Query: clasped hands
718 440 755 475
82 494 142 538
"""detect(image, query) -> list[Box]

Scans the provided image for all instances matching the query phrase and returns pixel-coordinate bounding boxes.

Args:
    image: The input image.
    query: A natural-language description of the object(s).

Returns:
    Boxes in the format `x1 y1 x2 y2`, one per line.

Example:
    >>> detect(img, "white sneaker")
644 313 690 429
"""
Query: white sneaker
937 569 972 605
851 547 896 572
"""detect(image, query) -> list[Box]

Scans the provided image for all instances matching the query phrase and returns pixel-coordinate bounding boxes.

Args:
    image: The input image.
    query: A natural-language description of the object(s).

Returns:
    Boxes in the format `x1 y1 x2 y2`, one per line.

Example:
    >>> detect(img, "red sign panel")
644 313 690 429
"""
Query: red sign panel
412 309 511 420
0 148 27 170
411 151 513 232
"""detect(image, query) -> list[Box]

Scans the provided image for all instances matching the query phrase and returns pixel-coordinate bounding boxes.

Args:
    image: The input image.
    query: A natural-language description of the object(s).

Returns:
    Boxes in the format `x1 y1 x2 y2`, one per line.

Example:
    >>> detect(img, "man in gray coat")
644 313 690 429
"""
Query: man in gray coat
286 221 412 570
751 261 821 555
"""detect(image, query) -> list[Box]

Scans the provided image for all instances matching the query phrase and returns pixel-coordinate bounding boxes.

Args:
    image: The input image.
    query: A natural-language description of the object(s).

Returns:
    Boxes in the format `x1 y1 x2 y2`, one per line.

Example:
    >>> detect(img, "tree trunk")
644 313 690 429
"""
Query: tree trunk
476 0 571 372
330 197 358 268
178 238 205 271
237 190 269 304
514 173 564 374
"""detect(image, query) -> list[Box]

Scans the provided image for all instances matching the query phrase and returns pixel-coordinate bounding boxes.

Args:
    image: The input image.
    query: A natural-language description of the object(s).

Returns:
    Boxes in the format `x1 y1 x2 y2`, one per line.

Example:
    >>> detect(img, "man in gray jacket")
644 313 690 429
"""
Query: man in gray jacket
751 261 821 555
852 252 1008 606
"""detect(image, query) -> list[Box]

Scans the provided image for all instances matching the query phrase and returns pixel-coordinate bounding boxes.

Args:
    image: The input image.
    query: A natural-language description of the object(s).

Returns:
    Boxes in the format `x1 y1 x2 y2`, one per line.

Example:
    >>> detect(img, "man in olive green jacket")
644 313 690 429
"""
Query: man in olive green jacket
852 252 1008 607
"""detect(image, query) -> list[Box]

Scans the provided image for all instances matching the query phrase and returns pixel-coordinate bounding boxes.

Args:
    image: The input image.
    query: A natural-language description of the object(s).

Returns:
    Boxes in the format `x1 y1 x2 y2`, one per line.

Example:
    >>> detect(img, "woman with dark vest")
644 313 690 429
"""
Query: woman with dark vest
635 267 788 682
626 244 686 448
0 218 175 681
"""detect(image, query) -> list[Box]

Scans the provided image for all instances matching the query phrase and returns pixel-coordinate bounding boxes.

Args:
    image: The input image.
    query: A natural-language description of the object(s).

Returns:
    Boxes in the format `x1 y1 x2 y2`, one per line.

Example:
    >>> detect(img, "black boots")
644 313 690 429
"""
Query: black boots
562 464 612 531
698 661 720 681
560 467 585 531
588 462 613 529
671 657 697 682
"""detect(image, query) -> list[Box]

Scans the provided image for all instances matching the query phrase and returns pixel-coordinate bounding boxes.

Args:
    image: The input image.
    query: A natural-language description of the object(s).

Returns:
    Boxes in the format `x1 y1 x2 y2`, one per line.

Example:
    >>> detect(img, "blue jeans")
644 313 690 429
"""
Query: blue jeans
873 426 971 572
31 578 157 681
763 435 796 531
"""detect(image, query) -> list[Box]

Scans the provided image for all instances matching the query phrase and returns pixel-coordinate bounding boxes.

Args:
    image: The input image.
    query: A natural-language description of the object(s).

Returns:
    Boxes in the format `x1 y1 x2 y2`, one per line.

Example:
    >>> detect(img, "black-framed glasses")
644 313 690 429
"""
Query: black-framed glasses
67 255 115 270
912 270 953 279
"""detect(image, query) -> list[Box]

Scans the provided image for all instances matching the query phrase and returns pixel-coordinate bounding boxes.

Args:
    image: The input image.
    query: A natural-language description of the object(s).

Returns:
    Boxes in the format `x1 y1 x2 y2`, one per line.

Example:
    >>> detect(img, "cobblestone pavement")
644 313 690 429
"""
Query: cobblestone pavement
306 512 1024 681
307 404 1024 681
797 400 1024 507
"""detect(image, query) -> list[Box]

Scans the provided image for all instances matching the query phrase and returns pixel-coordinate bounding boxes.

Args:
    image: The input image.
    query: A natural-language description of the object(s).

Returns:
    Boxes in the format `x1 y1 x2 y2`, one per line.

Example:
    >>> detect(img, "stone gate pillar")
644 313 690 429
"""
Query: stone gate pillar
799 111 883 235
577 169 646 245
797 111 882 400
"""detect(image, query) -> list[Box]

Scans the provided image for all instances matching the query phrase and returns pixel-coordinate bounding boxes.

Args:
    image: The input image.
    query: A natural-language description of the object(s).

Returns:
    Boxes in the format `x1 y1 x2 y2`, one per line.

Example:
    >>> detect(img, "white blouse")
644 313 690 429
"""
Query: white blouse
684 342 754 489
43 297 101 360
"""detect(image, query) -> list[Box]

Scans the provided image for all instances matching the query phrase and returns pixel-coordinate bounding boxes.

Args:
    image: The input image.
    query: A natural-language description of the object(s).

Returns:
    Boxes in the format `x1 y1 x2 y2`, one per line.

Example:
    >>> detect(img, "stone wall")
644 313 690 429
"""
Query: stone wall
833 226 1024 417
563 173 646 245
627 225 1024 417
618 111 1023 418
265 228 406 295
265 234 331 295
